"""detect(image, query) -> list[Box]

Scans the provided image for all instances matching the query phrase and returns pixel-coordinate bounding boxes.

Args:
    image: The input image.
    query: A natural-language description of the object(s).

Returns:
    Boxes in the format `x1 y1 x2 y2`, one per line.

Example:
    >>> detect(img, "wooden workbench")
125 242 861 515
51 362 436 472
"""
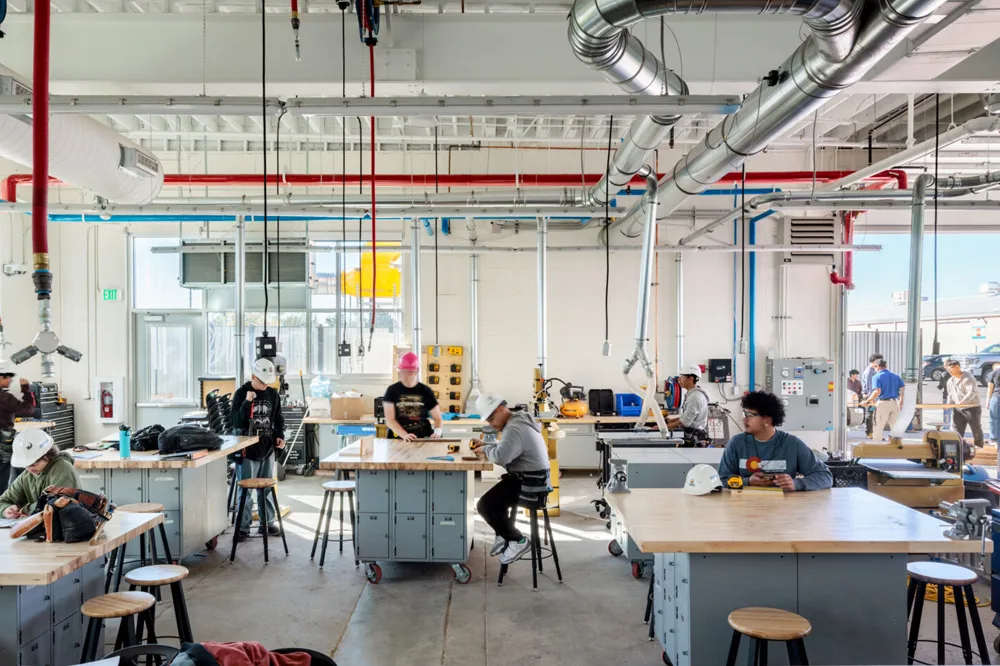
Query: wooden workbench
320 439 492 472
611 488 986 666
13 420 56 432
74 435 257 470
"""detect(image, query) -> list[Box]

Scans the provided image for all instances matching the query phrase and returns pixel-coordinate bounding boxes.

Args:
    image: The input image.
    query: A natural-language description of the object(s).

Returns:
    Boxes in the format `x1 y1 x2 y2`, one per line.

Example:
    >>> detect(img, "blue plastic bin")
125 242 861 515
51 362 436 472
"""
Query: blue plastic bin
615 393 642 417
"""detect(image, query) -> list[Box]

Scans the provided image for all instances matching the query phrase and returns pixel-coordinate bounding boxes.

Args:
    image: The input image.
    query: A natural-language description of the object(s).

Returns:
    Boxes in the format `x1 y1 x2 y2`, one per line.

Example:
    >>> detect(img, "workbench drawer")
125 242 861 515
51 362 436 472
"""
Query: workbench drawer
392 513 427 561
393 471 428 513
20 632 51 666
51 614 82 666
75 472 106 497
18 585 51 647
430 514 466 562
430 471 466 515
108 469 144 505
356 513 389 560
356 471 389 514
50 572 82 625
146 471 181 511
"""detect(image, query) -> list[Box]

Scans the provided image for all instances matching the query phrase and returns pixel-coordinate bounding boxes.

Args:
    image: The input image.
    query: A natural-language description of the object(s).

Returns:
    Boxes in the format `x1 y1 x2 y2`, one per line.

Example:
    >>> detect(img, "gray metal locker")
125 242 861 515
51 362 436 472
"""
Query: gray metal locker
50 573 81 625
430 472 465 514
146 470 181 511
50 615 81 666
75 472 106 497
393 472 427 513
108 469 144 505
356 471 390 513
393 514 427 560
18 586 51 647
356 513 390 560
160 511 181 559
20 633 50 666
430 515 465 562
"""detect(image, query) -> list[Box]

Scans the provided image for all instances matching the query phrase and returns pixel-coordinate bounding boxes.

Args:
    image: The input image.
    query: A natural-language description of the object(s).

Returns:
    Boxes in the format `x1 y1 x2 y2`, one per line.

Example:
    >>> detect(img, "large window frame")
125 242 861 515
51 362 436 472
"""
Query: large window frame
145 322 195 404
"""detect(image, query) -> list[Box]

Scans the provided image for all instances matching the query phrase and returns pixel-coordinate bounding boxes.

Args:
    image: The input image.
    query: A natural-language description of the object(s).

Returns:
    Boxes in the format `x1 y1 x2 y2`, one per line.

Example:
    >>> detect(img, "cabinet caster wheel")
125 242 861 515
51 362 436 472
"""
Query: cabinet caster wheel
631 561 644 579
662 650 672 665
993 634 1000 654
365 563 382 584
205 536 218 551
453 564 471 584
608 539 623 557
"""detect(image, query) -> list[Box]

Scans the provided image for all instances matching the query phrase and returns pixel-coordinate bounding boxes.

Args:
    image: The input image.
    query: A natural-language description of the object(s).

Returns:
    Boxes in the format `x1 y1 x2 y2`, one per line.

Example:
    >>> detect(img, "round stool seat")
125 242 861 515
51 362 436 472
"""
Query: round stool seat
728 607 812 642
907 561 978 586
117 503 164 514
124 565 189 587
322 480 356 493
82 592 156 619
238 478 277 490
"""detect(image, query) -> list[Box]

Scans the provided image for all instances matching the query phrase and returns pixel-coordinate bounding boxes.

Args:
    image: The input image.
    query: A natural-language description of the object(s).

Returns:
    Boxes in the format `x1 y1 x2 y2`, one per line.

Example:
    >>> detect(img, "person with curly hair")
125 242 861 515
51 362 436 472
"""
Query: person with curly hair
718 391 832 492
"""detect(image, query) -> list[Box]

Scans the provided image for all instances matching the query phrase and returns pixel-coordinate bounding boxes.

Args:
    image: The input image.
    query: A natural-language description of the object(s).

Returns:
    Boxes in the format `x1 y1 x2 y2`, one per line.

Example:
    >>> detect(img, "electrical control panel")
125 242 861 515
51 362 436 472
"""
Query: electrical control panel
764 357 835 431
707 358 733 384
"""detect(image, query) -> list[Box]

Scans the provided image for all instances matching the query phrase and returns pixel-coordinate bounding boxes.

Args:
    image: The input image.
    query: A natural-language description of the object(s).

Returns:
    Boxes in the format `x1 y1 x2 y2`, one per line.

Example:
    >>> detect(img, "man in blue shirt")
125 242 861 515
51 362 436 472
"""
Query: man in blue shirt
861 359 905 441
860 354 883 436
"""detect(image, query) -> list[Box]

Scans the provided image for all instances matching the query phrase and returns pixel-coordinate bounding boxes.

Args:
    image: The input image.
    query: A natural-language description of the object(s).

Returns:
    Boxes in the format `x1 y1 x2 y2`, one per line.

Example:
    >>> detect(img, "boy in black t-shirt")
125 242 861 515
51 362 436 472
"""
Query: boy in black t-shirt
383 352 443 440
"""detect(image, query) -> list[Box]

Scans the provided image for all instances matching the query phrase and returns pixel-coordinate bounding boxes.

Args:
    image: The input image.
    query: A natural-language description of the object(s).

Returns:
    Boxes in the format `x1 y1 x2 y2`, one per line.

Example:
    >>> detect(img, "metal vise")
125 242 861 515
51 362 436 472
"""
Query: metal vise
939 499 993 540
607 458 630 494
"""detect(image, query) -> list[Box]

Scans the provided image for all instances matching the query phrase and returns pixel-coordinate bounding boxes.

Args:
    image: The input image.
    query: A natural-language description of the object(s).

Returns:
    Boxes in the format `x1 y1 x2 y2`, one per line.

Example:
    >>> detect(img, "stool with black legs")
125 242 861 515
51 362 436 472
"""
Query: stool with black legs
311 480 357 568
497 490 562 590
229 477 289 564
724 607 811 666
124 565 194 645
104 504 174 594
906 561 991 665
80 591 157 663
644 571 656 641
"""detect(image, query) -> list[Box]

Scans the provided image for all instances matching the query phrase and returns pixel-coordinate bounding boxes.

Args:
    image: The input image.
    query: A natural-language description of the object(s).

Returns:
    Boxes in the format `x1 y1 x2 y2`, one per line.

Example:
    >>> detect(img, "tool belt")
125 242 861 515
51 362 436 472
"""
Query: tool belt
0 428 14 464
682 427 710 447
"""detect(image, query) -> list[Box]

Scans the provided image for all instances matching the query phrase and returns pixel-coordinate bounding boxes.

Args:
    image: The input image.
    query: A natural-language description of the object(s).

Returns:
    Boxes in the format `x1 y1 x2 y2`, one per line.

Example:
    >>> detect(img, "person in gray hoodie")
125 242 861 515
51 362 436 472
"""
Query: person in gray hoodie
718 391 833 492
474 392 551 565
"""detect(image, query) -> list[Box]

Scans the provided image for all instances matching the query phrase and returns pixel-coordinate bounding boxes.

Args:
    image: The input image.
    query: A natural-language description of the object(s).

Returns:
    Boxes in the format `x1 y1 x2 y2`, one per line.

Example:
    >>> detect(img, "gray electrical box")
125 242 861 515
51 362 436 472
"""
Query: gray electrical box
764 357 835 431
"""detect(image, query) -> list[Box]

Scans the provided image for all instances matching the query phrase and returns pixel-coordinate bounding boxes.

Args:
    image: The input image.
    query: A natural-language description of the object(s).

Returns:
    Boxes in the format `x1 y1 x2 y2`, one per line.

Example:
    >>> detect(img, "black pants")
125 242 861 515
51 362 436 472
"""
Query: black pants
0 460 10 495
954 406 985 448
476 475 524 542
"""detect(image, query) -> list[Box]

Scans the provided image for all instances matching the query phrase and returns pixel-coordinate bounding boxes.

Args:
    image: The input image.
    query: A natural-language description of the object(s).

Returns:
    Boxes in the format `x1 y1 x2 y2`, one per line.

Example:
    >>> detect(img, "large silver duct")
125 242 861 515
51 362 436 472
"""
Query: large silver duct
904 174 933 384
537 217 548 377
568 0 863 207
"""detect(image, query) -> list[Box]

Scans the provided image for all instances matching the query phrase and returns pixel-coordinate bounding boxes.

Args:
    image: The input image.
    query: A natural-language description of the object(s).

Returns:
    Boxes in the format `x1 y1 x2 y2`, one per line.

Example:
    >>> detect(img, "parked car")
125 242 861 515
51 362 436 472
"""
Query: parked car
952 343 1000 386
922 354 952 381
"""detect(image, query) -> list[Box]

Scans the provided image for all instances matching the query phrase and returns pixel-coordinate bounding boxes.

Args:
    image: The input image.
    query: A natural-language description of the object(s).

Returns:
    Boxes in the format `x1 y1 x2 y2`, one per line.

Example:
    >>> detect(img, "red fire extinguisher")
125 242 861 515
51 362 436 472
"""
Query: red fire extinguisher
101 389 113 419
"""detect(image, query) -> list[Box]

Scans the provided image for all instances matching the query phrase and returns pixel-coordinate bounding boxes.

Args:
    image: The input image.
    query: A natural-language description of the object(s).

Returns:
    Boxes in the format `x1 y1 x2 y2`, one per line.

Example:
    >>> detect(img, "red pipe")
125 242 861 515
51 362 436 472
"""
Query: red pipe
830 212 856 288
31 0 51 264
0 170 911 202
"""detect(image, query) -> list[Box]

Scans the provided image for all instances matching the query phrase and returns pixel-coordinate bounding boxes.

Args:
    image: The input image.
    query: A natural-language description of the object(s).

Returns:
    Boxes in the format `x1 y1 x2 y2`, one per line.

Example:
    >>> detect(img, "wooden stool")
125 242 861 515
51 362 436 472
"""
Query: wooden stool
80 591 157 663
311 480 357 568
907 561 990 665
497 492 562 590
124 565 194 644
105 504 173 594
725 607 811 666
229 478 289 564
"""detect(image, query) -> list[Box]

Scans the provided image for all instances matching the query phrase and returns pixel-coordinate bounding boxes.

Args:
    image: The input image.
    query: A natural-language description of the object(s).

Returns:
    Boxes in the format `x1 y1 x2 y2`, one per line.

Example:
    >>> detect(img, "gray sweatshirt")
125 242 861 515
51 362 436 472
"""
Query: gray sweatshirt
481 411 550 473
718 430 833 491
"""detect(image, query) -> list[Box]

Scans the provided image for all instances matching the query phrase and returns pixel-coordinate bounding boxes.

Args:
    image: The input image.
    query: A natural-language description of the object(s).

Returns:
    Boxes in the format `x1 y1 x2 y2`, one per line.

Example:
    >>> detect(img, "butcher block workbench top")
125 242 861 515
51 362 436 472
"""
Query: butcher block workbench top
73 435 258 470
609 487 990 555
303 415 643 426
0 512 163 585
320 438 494 471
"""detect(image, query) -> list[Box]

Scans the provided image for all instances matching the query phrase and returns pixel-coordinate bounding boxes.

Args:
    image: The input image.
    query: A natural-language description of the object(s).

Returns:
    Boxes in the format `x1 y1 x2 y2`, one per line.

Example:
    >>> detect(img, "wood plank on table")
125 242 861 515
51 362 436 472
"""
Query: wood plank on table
302 416 377 425
0 512 163 585
609 487 988 555
73 436 258 470
319 438 493 471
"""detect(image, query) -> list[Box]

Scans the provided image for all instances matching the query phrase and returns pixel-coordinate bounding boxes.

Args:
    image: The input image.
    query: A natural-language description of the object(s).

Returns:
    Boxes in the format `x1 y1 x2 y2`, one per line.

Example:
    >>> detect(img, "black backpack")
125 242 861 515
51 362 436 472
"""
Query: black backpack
131 424 165 452
158 425 223 455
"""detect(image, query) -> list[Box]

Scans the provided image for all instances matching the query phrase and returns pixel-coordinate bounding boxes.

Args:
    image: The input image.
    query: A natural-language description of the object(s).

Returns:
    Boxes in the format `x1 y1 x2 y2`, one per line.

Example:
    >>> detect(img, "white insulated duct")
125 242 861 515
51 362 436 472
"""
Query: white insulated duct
0 65 163 204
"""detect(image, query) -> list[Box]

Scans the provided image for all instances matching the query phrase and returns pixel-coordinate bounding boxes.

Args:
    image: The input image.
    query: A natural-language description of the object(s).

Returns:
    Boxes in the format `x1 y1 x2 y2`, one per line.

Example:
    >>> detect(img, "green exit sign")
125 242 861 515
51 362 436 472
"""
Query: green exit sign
102 289 122 302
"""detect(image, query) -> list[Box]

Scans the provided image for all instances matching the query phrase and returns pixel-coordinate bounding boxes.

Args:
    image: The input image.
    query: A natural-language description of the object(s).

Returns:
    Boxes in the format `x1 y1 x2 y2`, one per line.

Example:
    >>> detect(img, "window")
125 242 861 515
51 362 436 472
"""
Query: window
147 324 193 402
132 238 203 310
338 311 402 375
206 311 307 378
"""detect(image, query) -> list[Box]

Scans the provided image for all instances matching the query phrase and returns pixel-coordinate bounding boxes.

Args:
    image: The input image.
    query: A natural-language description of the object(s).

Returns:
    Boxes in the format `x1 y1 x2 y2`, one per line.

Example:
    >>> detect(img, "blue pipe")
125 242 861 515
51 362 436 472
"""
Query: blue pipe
747 209 777 391
421 218 434 236
442 218 450 235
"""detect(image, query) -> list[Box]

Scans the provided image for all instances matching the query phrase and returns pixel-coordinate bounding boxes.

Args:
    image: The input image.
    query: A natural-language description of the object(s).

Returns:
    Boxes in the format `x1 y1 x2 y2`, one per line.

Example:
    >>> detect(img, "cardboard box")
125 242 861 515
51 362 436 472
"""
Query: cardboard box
307 397 331 419
330 396 365 420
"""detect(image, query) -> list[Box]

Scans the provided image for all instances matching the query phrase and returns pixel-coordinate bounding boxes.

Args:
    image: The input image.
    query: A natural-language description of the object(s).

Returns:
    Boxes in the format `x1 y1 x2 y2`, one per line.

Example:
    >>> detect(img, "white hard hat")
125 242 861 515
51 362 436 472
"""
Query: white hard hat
251 358 277 385
476 392 505 422
0 360 15 377
679 365 702 380
12 429 55 468
682 464 722 496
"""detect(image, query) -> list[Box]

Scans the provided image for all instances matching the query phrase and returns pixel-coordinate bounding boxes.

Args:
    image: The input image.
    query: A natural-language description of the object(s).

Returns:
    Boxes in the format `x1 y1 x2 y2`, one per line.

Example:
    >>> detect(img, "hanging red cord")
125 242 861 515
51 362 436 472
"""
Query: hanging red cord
362 5 377 343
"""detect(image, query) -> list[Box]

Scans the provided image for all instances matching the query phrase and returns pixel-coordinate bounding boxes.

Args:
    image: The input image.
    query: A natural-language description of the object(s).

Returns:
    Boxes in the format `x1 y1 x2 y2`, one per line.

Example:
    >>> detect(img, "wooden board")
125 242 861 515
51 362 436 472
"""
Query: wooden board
13 420 56 431
608 487 988 555
302 416 377 425
74 436 257 469
319 438 493 471
0 512 162 585
852 442 935 459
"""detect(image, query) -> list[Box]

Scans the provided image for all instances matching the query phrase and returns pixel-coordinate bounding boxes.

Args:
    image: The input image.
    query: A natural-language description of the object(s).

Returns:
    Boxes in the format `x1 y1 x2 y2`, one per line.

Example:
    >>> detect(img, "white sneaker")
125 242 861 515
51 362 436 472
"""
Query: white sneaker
490 535 507 557
499 538 531 564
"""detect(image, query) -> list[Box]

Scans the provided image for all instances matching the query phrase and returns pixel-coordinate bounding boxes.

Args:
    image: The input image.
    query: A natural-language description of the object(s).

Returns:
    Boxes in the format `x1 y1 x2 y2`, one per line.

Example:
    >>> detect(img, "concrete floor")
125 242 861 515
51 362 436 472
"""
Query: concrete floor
106 472 1000 666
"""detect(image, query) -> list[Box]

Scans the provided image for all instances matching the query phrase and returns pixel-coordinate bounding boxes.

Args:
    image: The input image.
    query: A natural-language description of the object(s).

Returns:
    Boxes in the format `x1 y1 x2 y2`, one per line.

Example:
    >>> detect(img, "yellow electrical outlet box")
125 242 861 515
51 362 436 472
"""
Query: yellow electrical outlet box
446 346 463 356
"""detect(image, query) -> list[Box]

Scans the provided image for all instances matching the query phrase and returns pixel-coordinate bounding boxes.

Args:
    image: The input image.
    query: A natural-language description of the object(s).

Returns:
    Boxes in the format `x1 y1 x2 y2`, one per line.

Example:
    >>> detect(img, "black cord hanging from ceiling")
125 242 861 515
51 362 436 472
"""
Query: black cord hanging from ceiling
357 116 364 353
434 124 440 345
260 0 269 337
604 115 614 345
340 5 348 346
275 110 285 339
740 163 746 340
933 93 940 355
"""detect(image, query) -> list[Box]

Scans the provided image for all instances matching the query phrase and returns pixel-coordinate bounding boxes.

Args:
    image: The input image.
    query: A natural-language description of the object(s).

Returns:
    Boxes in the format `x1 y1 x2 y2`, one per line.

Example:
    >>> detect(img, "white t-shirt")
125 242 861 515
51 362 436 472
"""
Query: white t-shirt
680 387 710 431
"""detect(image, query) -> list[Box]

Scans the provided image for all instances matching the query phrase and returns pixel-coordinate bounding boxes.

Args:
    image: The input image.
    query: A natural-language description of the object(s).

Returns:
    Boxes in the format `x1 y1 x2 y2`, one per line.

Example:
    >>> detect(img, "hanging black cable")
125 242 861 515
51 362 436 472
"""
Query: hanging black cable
340 6 348 347
357 115 364 352
275 109 285 339
260 0 269 336
604 115 614 344
739 163 746 340
434 124 440 344
933 93 941 355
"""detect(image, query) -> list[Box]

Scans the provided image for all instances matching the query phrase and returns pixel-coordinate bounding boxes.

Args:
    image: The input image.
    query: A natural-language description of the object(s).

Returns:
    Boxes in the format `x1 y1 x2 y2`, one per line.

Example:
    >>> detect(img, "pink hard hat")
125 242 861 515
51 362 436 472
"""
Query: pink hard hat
397 352 420 371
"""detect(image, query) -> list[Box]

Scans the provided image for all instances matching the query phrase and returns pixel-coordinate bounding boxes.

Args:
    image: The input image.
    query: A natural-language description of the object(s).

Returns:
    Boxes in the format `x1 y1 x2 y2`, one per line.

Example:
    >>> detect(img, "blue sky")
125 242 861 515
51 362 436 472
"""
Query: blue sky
851 233 1000 310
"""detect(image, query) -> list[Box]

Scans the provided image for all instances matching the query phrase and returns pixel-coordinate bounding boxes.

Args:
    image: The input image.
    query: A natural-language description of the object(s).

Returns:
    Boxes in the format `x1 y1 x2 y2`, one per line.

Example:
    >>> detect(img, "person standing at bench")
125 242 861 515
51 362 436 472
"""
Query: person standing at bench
0 430 78 519
383 352 443 441
860 359 905 442
474 393 550 564
0 362 37 492
230 358 285 541
944 359 985 449
718 391 832 492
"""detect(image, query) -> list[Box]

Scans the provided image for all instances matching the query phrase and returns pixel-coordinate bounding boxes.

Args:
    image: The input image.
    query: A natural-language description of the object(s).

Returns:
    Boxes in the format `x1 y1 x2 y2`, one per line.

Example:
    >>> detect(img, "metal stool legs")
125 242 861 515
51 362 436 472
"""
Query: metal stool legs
272 486 289 557
725 632 808 666
311 489 330 559
645 571 656 641
229 488 250 563
906 579 991 665
314 489 356 568
497 504 561 589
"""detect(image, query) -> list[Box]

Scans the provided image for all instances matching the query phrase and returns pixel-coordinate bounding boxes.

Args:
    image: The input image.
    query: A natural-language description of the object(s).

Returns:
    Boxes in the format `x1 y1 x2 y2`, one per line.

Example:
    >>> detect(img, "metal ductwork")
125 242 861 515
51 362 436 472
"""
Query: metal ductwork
568 0 863 207
0 65 164 205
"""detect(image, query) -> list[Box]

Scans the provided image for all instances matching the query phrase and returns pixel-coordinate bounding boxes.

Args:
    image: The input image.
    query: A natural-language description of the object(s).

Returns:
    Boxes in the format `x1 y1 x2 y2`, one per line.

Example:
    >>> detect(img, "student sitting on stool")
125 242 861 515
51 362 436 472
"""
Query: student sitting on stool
474 393 550 565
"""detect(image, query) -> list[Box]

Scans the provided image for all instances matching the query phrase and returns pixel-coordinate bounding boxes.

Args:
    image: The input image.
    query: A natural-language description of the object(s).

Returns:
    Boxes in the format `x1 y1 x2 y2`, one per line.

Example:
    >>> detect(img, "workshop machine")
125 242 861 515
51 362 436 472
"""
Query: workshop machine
533 368 589 418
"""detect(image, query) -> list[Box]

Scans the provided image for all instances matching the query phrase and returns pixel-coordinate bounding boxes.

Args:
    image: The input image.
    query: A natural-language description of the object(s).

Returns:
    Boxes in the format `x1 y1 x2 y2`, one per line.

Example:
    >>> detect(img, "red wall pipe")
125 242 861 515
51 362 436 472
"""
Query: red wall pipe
31 0 51 264
0 170 908 202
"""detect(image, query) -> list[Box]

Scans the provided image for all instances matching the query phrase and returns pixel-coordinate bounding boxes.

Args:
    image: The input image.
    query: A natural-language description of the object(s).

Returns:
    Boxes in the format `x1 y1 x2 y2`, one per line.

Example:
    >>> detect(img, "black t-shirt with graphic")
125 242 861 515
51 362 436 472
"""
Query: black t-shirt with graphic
230 382 285 460
383 381 438 438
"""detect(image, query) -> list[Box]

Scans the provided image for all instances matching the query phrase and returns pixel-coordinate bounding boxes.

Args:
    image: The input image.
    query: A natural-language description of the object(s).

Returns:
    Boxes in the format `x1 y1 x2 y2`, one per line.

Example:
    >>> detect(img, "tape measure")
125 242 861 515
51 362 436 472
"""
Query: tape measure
727 475 744 490
447 443 460 453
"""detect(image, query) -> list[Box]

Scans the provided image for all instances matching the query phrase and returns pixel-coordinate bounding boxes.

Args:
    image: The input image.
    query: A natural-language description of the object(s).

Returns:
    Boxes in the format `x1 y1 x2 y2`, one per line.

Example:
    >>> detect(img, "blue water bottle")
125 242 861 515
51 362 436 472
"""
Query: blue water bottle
119 424 131 459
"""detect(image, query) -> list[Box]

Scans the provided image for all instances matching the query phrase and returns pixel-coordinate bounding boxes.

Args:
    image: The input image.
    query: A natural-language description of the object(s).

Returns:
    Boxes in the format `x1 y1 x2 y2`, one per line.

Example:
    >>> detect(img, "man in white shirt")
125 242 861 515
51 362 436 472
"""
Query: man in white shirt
945 359 985 448
667 366 711 446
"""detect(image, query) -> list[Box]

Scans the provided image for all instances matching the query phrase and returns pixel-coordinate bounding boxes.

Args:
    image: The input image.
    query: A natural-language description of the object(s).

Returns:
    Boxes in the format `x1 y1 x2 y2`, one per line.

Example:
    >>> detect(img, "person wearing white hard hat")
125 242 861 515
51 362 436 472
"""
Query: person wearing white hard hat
383 352 443 441
666 365 711 447
0 360 37 493
682 464 723 496
473 393 550 565
0 430 78 519
229 357 286 541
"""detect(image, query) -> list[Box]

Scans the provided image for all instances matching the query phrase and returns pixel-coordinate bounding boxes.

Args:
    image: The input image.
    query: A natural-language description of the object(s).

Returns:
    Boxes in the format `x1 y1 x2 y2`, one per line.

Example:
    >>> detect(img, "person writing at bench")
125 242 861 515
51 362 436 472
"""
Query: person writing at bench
718 391 832 492
0 430 78 519
474 393 550 565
